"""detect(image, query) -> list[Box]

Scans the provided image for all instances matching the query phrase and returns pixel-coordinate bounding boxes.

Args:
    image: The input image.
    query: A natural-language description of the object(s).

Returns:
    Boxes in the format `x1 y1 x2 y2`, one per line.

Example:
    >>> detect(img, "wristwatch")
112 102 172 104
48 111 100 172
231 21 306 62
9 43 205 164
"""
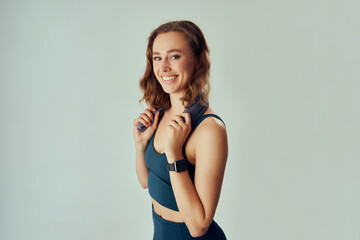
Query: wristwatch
167 159 188 172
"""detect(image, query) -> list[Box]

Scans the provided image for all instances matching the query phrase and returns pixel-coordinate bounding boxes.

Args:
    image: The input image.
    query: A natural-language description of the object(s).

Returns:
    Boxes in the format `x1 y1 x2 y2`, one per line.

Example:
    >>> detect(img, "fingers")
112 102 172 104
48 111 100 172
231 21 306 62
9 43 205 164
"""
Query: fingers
180 113 191 124
168 114 191 129
134 108 156 128
168 119 181 129
152 111 160 129
139 113 152 127
143 109 154 122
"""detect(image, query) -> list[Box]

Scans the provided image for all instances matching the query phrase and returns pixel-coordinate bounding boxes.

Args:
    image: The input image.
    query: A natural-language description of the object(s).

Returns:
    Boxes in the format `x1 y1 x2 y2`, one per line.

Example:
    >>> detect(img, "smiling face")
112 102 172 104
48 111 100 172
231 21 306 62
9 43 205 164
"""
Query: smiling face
152 31 197 96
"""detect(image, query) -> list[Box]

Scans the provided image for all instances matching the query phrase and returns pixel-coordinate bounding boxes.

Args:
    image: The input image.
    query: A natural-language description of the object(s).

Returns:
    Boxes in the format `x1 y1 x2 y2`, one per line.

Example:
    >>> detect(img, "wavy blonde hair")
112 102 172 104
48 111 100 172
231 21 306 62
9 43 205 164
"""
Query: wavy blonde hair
139 20 210 109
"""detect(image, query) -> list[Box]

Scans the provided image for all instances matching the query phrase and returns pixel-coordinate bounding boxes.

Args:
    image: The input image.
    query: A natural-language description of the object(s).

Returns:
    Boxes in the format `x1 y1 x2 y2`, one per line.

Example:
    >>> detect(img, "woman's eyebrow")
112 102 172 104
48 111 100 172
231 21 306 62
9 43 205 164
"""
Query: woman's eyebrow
167 49 183 53
153 49 183 55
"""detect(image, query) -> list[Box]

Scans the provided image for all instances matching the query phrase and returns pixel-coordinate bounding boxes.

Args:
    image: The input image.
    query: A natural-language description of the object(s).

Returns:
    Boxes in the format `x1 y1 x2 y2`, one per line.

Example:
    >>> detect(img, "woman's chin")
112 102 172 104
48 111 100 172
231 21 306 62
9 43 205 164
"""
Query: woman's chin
162 87 177 94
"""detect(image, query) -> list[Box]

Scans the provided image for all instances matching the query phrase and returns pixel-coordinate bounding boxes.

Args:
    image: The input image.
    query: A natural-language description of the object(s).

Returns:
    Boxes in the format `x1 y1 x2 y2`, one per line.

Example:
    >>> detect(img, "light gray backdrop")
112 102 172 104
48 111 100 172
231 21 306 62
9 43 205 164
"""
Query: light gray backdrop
1 0 359 239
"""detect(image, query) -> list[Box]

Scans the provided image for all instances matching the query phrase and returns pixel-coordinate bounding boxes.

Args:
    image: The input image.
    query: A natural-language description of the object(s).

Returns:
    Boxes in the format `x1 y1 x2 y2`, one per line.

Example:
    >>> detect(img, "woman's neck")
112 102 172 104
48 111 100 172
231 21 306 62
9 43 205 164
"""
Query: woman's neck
168 93 186 115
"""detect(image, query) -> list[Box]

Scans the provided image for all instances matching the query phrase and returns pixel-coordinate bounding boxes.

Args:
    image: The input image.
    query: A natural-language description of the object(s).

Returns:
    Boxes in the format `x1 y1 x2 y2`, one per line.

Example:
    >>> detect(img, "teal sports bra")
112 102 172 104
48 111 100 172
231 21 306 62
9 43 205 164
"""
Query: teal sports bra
145 114 224 211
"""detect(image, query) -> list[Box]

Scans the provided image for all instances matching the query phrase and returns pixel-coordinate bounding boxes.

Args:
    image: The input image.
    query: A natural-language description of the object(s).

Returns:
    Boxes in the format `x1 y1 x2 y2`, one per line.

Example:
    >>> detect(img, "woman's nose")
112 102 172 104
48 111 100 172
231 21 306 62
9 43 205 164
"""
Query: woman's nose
160 59 170 72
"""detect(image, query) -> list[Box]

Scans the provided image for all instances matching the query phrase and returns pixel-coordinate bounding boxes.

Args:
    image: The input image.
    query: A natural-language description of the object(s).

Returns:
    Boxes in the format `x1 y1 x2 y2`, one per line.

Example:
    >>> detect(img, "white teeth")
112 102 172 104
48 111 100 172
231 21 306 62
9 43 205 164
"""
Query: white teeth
162 75 177 81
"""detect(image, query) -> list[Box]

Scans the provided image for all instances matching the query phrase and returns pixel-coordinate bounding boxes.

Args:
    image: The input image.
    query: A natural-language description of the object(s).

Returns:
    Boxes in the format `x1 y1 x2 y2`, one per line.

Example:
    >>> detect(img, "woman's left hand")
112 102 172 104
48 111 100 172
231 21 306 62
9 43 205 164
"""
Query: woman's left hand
164 113 192 162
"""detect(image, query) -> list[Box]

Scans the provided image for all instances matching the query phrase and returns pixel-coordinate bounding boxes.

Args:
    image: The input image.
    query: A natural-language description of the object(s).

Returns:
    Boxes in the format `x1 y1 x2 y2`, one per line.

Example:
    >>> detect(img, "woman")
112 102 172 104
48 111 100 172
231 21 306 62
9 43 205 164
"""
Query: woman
133 20 228 240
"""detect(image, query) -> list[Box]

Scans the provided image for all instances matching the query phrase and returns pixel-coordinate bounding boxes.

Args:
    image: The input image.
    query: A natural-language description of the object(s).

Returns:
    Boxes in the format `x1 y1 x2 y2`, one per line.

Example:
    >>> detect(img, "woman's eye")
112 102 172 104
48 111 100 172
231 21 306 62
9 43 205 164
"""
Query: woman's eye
171 55 180 60
153 56 161 61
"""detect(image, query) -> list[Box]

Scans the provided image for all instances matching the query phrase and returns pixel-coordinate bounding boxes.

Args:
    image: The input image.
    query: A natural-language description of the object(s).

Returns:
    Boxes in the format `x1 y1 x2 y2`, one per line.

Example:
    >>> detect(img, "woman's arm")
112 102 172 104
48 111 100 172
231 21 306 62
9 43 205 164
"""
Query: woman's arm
135 145 149 189
165 114 228 237
133 109 160 189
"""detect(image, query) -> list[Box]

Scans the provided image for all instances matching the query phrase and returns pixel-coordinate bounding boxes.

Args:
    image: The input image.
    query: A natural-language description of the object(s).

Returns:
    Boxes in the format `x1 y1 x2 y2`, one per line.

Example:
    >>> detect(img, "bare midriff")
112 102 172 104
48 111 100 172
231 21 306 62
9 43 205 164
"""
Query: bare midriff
151 198 184 223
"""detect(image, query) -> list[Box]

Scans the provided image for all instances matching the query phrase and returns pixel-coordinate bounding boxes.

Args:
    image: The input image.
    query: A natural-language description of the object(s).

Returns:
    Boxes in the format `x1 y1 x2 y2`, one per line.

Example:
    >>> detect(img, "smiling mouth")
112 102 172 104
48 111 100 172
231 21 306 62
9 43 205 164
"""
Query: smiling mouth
162 75 178 81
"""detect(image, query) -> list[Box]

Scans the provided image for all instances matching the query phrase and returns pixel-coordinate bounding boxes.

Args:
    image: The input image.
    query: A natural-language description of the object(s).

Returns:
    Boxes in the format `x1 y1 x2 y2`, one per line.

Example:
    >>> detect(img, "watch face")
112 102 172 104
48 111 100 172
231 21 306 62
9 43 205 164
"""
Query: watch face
167 160 188 172
175 159 187 172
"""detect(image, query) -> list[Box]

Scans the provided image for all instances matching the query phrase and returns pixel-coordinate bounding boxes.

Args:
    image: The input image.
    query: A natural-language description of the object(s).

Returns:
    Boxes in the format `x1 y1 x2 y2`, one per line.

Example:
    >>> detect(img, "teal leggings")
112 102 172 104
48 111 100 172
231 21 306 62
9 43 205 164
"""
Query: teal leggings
152 206 226 240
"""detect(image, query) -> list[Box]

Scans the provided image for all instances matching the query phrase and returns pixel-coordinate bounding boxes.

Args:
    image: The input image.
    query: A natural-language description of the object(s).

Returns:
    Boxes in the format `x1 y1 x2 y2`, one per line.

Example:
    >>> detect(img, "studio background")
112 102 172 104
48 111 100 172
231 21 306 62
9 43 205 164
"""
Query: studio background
1 0 359 239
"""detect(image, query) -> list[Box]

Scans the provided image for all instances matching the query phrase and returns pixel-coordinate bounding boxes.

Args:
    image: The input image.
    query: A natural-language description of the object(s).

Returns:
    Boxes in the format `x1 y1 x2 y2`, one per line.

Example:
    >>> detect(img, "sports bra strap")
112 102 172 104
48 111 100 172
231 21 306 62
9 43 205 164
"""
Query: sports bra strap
192 114 225 130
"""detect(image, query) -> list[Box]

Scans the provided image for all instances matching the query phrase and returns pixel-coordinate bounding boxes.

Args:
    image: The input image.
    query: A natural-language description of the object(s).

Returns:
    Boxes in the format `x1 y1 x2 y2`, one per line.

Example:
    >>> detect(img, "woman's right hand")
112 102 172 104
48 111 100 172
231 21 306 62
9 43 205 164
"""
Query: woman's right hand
133 108 160 150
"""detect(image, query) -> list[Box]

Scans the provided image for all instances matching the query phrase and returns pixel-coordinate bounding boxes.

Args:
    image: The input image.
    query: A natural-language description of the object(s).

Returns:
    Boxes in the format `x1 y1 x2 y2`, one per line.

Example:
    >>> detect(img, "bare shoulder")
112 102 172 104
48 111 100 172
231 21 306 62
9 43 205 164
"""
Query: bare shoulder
191 108 228 169
195 116 226 137
192 108 227 149
195 106 226 135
